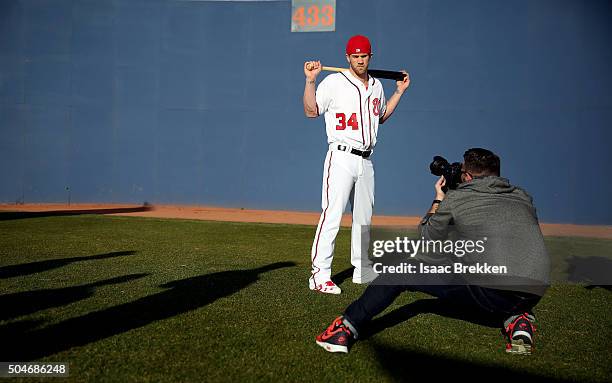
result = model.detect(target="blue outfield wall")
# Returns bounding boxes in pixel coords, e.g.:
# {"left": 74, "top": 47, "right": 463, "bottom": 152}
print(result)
{"left": 0, "top": 0, "right": 611, "bottom": 224}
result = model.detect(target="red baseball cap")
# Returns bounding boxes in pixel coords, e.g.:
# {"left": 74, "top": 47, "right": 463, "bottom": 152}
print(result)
{"left": 346, "top": 35, "right": 371, "bottom": 55}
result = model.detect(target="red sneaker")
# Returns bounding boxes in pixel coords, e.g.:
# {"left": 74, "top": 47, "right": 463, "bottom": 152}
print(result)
{"left": 316, "top": 317, "right": 353, "bottom": 353}
{"left": 504, "top": 313, "right": 535, "bottom": 355}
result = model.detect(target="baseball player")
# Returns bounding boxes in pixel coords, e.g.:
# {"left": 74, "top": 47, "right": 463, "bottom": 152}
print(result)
{"left": 304, "top": 35, "right": 410, "bottom": 294}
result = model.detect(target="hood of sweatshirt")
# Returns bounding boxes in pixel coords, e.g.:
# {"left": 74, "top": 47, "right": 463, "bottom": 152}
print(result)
{"left": 456, "top": 176, "right": 517, "bottom": 195}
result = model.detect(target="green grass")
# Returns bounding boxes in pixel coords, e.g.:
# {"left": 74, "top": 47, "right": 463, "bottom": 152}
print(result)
{"left": 0, "top": 214, "right": 611, "bottom": 382}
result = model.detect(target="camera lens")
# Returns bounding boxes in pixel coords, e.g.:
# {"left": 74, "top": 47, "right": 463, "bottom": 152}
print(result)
{"left": 430, "top": 156, "right": 449, "bottom": 176}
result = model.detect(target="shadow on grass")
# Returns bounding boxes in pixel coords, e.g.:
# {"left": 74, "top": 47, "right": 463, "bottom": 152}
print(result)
{"left": 0, "top": 205, "right": 153, "bottom": 221}
{"left": 0, "top": 273, "right": 149, "bottom": 321}
{"left": 0, "top": 251, "right": 137, "bottom": 279}
{"left": 566, "top": 256, "right": 612, "bottom": 286}
{"left": 0, "top": 262, "right": 296, "bottom": 361}
{"left": 0, "top": 319, "right": 46, "bottom": 335}
{"left": 362, "top": 298, "right": 502, "bottom": 341}
{"left": 585, "top": 285, "right": 611, "bottom": 291}
{"left": 332, "top": 267, "right": 354, "bottom": 286}
{"left": 368, "top": 341, "right": 575, "bottom": 383}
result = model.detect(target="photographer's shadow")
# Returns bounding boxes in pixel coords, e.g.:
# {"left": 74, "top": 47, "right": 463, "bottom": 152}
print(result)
{"left": 362, "top": 297, "right": 502, "bottom": 340}
{"left": 1, "top": 261, "right": 296, "bottom": 361}
{"left": 368, "top": 340, "right": 574, "bottom": 382}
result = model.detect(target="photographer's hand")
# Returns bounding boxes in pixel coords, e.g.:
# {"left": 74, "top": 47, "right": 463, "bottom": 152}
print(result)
{"left": 435, "top": 176, "right": 446, "bottom": 201}
{"left": 427, "top": 176, "right": 446, "bottom": 215}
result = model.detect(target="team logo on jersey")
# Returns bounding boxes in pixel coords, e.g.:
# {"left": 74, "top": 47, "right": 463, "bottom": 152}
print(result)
{"left": 372, "top": 98, "right": 381, "bottom": 116}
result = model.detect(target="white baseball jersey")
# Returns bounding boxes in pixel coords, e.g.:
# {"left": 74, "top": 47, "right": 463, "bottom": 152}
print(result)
{"left": 316, "top": 71, "right": 387, "bottom": 150}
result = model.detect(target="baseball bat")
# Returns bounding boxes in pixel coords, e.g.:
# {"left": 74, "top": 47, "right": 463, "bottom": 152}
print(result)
{"left": 321, "top": 66, "right": 406, "bottom": 81}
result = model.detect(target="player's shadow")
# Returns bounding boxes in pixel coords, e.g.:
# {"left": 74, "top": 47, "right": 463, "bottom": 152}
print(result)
{"left": 368, "top": 341, "right": 576, "bottom": 383}
{"left": 0, "top": 205, "right": 153, "bottom": 221}
{"left": 566, "top": 256, "right": 612, "bottom": 289}
{"left": 0, "top": 319, "right": 46, "bottom": 335}
{"left": 361, "top": 298, "right": 502, "bottom": 340}
{"left": 0, "top": 273, "right": 149, "bottom": 321}
{"left": 0, "top": 250, "right": 137, "bottom": 279}
{"left": 1, "top": 261, "right": 296, "bottom": 361}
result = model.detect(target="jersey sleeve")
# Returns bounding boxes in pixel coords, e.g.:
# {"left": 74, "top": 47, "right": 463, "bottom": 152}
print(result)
{"left": 315, "top": 76, "right": 332, "bottom": 115}
{"left": 379, "top": 88, "right": 387, "bottom": 119}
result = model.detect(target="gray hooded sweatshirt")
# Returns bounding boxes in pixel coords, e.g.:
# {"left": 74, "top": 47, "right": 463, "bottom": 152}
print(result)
{"left": 419, "top": 176, "right": 550, "bottom": 296}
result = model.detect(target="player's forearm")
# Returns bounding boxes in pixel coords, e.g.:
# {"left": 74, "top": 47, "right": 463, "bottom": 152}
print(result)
{"left": 304, "top": 80, "right": 318, "bottom": 117}
{"left": 379, "top": 89, "right": 404, "bottom": 124}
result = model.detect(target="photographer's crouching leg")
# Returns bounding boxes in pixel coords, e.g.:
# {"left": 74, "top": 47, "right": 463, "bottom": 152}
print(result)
{"left": 315, "top": 284, "right": 406, "bottom": 353}
{"left": 496, "top": 291, "right": 541, "bottom": 355}
{"left": 473, "top": 287, "right": 541, "bottom": 355}
{"left": 504, "top": 312, "right": 537, "bottom": 355}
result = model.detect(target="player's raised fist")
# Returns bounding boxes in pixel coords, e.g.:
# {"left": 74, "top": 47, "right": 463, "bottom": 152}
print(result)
{"left": 396, "top": 70, "right": 410, "bottom": 94}
{"left": 304, "top": 60, "right": 322, "bottom": 81}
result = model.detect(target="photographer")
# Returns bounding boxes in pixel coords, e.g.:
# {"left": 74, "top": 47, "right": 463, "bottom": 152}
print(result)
{"left": 314, "top": 148, "right": 549, "bottom": 355}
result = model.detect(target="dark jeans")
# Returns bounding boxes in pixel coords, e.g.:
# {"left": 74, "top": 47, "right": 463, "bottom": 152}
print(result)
{"left": 343, "top": 282, "right": 541, "bottom": 336}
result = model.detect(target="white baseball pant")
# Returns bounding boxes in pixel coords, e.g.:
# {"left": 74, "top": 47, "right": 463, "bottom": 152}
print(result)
{"left": 310, "top": 146, "right": 377, "bottom": 286}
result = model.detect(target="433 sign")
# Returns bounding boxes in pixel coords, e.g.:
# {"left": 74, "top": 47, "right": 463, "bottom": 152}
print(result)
{"left": 291, "top": 0, "right": 336, "bottom": 32}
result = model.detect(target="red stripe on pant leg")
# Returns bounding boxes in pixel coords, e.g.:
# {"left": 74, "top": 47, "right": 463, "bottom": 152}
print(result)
{"left": 312, "top": 151, "right": 334, "bottom": 286}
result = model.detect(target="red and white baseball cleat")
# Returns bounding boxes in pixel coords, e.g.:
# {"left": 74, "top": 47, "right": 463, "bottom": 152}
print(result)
{"left": 309, "top": 277, "right": 341, "bottom": 294}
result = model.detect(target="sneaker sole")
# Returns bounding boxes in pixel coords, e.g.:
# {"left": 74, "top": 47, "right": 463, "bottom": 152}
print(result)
{"left": 316, "top": 340, "right": 348, "bottom": 353}
{"left": 506, "top": 339, "right": 532, "bottom": 355}
{"left": 311, "top": 288, "right": 341, "bottom": 295}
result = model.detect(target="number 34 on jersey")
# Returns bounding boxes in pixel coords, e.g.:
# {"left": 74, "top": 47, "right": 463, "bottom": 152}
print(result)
{"left": 335, "top": 98, "right": 382, "bottom": 131}
{"left": 335, "top": 113, "right": 358, "bottom": 130}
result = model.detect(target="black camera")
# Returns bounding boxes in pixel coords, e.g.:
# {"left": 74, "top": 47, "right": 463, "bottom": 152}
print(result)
{"left": 429, "top": 156, "right": 462, "bottom": 191}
